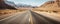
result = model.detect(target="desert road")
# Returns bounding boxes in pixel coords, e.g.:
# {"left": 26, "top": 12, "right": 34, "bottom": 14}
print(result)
{"left": 0, "top": 10, "right": 60, "bottom": 24}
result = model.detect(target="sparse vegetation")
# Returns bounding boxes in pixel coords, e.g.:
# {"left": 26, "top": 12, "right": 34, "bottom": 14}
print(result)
{"left": 0, "top": 9, "right": 27, "bottom": 16}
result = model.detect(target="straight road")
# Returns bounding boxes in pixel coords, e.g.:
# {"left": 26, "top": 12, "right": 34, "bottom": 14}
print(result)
{"left": 0, "top": 10, "right": 60, "bottom": 24}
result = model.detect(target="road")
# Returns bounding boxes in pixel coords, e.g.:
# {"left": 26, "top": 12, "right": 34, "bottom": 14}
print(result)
{"left": 31, "top": 11, "right": 60, "bottom": 24}
{"left": 0, "top": 10, "right": 60, "bottom": 24}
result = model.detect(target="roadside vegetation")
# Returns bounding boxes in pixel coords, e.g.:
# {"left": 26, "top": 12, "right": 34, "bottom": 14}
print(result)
{"left": 0, "top": 9, "right": 27, "bottom": 16}
{"left": 32, "top": 8, "right": 60, "bottom": 14}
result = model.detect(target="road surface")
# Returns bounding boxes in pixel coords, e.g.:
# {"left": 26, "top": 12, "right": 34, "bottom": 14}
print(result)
{"left": 0, "top": 10, "right": 60, "bottom": 24}
{"left": 31, "top": 11, "right": 60, "bottom": 24}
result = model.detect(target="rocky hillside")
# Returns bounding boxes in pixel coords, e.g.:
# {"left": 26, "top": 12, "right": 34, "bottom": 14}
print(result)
{"left": 39, "top": 0, "right": 60, "bottom": 8}
{"left": 32, "top": 0, "right": 60, "bottom": 14}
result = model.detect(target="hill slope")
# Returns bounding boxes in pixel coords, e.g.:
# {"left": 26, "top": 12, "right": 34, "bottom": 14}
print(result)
{"left": 33, "top": 0, "right": 60, "bottom": 13}
{"left": 0, "top": 0, "right": 16, "bottom": 10}
{"left": 39, "top": 0, "right": 60, "bottom": 8}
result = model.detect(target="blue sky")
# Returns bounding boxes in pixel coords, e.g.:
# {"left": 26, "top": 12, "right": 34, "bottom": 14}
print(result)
{"left": 7, "top": 0, "right": 49, "bottom": 6}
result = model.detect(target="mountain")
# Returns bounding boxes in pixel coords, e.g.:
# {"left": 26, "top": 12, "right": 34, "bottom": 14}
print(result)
{"left": 16, "top": 3, "right": 32, "bottom": 8}
{"left": 15, "top": 3, "right": 38, "bottom": 8}
{"left": 39, "top": 0, "right": 60, "bottom": 8}
{"left": 35, "top": 0, "right": 60, "bottom": 12}
{"left": 0, "top": 0, "right": 16, "bottom": 9}
{"left": 39, "top": 1, "right": 55, "bottom": 8}
{"left": 5, "top": 1, "right": 16, "bottom": 7}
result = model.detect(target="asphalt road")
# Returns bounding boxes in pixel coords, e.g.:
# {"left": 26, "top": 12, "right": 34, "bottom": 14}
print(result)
{"left": 31, "top": 11, "right": 60, "bottom": 24}
{"left": 0, "top": 10, "right": 60, "bottom": 24}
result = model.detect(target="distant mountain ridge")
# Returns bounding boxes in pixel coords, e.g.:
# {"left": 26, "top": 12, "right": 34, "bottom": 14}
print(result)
{"left": 0, "top": 0, "right": 38, "bottom": 9}
{"left": 5, "top": 1, "right": 16, "bottom": 7}
{"left": 0, "top": 0, "right": 17, "bottom": 9}
{"left": 5, "top": 1, "right": 37, "bottom": 8}
{"left": 15, "top": 3, "right": 38, "bottom": 8}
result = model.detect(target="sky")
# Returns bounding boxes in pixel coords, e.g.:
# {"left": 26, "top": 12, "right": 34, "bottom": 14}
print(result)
{"left": 7, "top": 0, "right": 49, "bottom": 6}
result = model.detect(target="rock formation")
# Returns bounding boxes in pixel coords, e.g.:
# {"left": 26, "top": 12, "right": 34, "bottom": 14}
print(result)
{"left": 39, "top": 0, "right": 60, "bottom": 8}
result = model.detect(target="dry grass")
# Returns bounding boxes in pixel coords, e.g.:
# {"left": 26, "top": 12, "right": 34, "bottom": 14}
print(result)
{"left": 32, "top": 8, "right": 60, "bottom": 14}
{"left": 0, "top": 9, "right": 27, "bottom": 16}
{"left": 0, "top": 9, "right": 18, "bottom": 19}
{"left": 0, "top": 9, "right": 27, "bottom": 15}
{"left": 0, "top": 8, "right": 28, "bottom": 15}
{"left": 0, "top": 10, "right": 16, "bottom": 15}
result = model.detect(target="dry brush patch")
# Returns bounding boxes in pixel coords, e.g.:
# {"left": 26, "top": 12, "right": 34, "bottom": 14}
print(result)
{"left": 32, "top": 8, "right": 60, "bottom": 14}
{"left": 0, "top": 10, "right": 19, "bottom": 15}
{"left": 0, "top": 9, "right": 27, "bottom": 15}
{"left": 0, "top": 10, "right": 18, "bottom": 19}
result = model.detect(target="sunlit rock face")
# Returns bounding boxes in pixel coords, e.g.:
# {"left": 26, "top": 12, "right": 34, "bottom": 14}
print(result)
{"left": 0, "top": 0, "right": 16, "bottom": 10}
{"left": 39, "top": 0, "right": 60, "bottom": 8}
{"left": 55, "top": 0, "right": 60, "bottom": 7}
{"left": 39, "top": 1, "right": 56, "bottom": 8}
